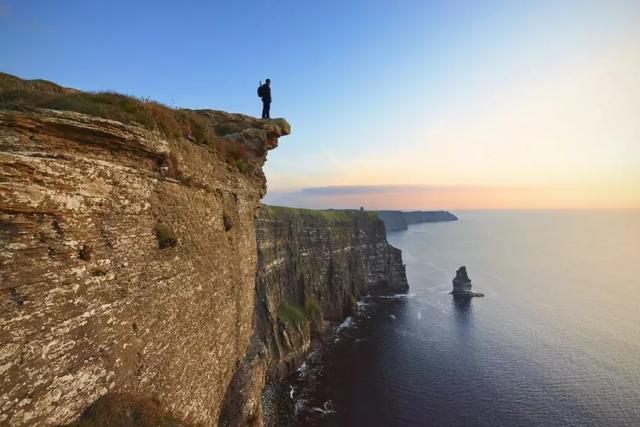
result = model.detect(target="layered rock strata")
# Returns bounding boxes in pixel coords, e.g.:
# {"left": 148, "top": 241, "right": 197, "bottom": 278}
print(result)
{"left": 0, "top": 107, "right": 289, "bottom": 426}
{"left": 219, "top": 206, "right": 409, "bottom": 426}
{"left": 1, "top": 74, "right": 408, "bottom": 427}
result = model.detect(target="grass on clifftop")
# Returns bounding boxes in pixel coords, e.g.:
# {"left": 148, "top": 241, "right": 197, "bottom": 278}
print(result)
{"left": 0, "top": 72, "right": 250, "bottom": 167}
{"left": 263, "top": 205, "right": 378, "bottom": 223}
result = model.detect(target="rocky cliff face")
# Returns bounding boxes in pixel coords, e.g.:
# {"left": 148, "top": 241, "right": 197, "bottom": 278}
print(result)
{"left": 0, "top": 106, "right": 289, "bottom": 425}
{"left": 375, "top": 210, "right": 458, "bottom": 231}
{"left": 219, "top": 206, "right": 408, "bottom": 426}
{"left": 403, "top": 210, "right": 458, "bottom": 225}
{"left": 0, "top": 74, "right": 408, "bottom": 427}
{"left": 451, "top": 266, "right": 484, "bottom": 298}
{"left": 374, "top": 210, "right": 408, "bottom": 231}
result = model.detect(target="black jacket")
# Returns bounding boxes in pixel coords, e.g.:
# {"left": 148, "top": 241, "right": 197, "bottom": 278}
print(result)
{"left": 262, "top": 85, "right": 272, "bottom": 103}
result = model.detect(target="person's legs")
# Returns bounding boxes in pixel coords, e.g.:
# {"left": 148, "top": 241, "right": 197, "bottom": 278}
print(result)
{"left": 265, "top": 102, "right": 271, "bottom": 119}
{"left": 261, "top": 102, "right": 267, "bottom": 119}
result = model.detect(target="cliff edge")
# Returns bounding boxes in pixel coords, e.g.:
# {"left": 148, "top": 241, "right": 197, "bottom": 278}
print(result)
{"left": 0, "top": 74, "right": 408, "bottom": 427}
{"left": 0, "top": 73, "right": 289, "bottom": 425}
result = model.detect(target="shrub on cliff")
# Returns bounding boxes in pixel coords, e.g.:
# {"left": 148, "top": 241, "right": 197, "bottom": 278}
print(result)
{"left": 304, "top": 298, "right": 323, "bottom": 321}
{"left": 224, "top": 143, "right": 249, "bottom": 172}
{"left": 304, "top": 298, "right": 324, "bottom": 332}
{"left": 276, "top": 301, "right": 307, "bottom": 326}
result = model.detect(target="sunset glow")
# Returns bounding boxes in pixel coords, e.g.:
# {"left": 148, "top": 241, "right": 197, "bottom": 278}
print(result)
{"left": 3, "top": 0, "right": 639, "bottom": 209}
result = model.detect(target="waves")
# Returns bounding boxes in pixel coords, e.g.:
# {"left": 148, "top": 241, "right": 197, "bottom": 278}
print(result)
{"left": 287, "top": 211, "right": 640, "bottom": 426}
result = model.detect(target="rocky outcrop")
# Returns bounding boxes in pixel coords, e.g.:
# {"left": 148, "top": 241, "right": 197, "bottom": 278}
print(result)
{"left": 403, "top": 210, "right": 457, "bottom": 224}
{"left": 219, "top": 206, "right": 408, "bottom": 426}
{"left": 451, "top": 266, "right": 484, "bottom": 298}
{"left": 0, "top": 105, "right": 289, "bottom": 425}
{"left": 374, "top": 210, "right": 408, "bottom": 231}
{"left": 375, "top": 210, "right": 458, "bottom": 231}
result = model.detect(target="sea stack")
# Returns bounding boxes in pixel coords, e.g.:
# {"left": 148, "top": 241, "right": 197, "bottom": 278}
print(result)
{"left": 451, "top": 266, "right": 484, "bottom": 298}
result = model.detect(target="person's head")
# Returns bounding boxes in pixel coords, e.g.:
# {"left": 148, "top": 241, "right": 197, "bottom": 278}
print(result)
{"left": 265, "top": 78, "right": 271, "bottom": 86}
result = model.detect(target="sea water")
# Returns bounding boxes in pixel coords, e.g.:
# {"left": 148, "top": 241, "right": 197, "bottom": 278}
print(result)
{"left": 292, "top": 210, "right": 640, "bottom": 426}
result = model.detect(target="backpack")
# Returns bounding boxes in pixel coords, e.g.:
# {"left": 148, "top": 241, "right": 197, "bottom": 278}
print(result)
{"left": 257, "top": 84, "right": 265, "bottom": 98}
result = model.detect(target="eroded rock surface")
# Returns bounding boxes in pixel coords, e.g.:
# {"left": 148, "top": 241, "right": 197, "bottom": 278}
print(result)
{"left": 0, "top": 108, "right": 289, "bottom": 426}
{"left": 219, "top": 206, "right": 408, "bottom": 426}
{"left": 451, "top": 266, "right": 484, "bottom": 298}
{"left": 0, "top": 74, "right": 408, "bottom": 427}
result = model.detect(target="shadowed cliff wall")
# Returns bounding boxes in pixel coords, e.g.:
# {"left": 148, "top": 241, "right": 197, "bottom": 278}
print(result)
{"left": 219, "top": 206, "right": 408, "bottom": 426}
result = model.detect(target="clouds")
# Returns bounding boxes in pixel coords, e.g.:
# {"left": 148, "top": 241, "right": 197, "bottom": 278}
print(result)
{"left": 300, "top": 185, "right": 447, "bottom": 195}
{"left": 265, "top": 181, "right": 640, "bottom": 210}
{"left": 265, "top": 184, "right": 526, "bottom": 210}
{"left": 265, "top": 24, "right": 640, "bottom": 209}
{"left": 2, "top": 0, "right": 637, "bottom": 209}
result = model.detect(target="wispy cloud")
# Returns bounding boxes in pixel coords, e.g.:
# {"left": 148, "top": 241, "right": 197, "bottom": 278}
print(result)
{"left": 266, "top": 27, "right": 640, "bottom": 210}
{"left": 265, "top": 183, "right": 639, "bottom": 210}
{"left": 266, "top": 184, "right": 531, "bottom": 210}
{"left": 299, "top": 184, "right": 514, "bottom": 195}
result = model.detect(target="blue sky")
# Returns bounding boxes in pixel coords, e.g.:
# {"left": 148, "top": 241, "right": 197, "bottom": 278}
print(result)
{"left": 2, "top": 1, "right": 639, "bottom": 208}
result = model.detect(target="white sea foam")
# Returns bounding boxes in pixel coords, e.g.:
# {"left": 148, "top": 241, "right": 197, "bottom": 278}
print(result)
{"left": 376, "top": 293, "right": 415, "bottom": 299}
{"left": 337, "top": 316, "right": 354, "bottom": 332}
{"left": 310, "top": 400, "right": 336, "bottom": 416}
{"left": 297, "top": 361, "right": 308, "bottom": 375}
{"left": 357, "top": 299, "right": 373, "bottom": 309}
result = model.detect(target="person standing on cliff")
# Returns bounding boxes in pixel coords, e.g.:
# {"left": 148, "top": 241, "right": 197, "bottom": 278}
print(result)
{"left": 258, "top": 79, "right": 272, "bottom": 119}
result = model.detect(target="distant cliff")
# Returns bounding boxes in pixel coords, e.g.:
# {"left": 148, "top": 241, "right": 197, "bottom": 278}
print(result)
{"left": 374, "top": 210, "right": 408, "bottom": 231}
{"left": 219, "top": 206, "right": 408, "bottom": 426}
{"left": 375, "top": 210, "right": 458, "bottom": 231}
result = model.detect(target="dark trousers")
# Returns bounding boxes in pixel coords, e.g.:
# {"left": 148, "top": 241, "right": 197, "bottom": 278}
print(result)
{"left": 262, "top": 101, "right": 271, "bottom": 119}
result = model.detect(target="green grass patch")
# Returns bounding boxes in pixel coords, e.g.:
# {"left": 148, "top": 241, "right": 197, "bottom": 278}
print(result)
{"left": 233, "top": 158, "right": 248, "bottom": 173}
{"left": 304, "top": 298, "right": 323, "bottom": 320}
{"left": 277, "top": 301, "right": 307, "bottom": 325}
{"left": 262, "top": 205, "right": 374, "bottom": 224}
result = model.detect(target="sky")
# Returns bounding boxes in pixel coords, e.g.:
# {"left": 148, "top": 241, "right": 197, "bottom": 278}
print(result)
{"left": 2, "top": 0, "right": 639, "bottom": 209}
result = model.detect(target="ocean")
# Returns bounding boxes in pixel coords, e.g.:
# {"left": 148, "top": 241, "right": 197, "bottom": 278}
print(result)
{"left": 289, "top": 210, "right": 640, "bottom": 426}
